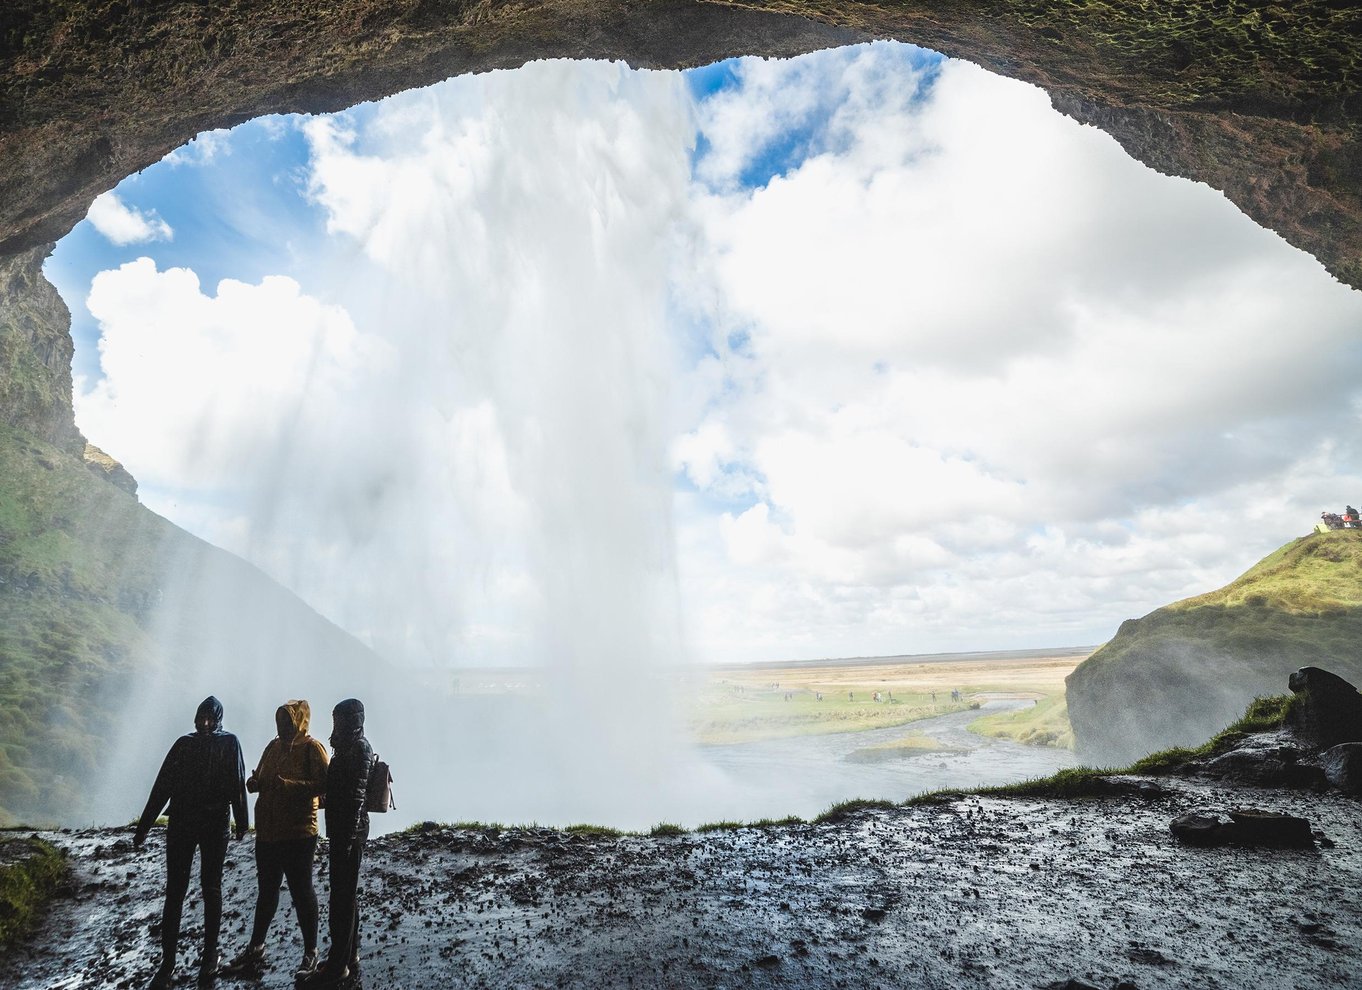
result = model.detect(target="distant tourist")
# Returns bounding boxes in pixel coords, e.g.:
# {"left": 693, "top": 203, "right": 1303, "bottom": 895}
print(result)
{"left": 134, "top": 696, "right": 248, "bottom": 990}
{"left": 848, "top": 691, "right": 854, "bottom": 701}
{"left": 222, "top": 701, "right": 329, "bottom": 980}
{"left": 302, "top": 699, "right": 376, "bottom": 988}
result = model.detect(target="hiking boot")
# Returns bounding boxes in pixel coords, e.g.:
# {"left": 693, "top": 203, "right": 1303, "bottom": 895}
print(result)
{"left": 148, "top": 961, "right": 175, "bottom": 990}
{"left": 221, "top": 944, "right": 267, "bottom": 976}
{"left": 299, "top": 961, "right": 351, "bottom": 988}
{"left": 198, "top": 950, "right": 222, "bottom": 987}
{"left": 294, "top": 950, "right": 319, "bottom": 979}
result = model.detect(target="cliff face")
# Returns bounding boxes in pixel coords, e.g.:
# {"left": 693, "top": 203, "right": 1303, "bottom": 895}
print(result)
{"left": 1066, "top": 531, "right": 1362, "bottom": 767}
{"left": 0, "top": 248, "right": 82, "bottom": 453}
{"left": 0, "top": 249, "right": 387, "bottom": 825}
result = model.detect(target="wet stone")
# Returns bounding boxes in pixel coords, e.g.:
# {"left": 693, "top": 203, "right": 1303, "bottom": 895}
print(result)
{"left": 1320, "top": 742, "right": 1362, "bottom": 796}
{"left": 1226, "top": 809, "right": 1314, "bottom": 848}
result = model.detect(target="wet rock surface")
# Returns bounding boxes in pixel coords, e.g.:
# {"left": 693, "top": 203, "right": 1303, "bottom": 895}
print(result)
{"left": 1321, "top": 743, "right": 1362, "bottom": 797}
{"left": 5, "top": 776, "right": 1359, "bottom": 990}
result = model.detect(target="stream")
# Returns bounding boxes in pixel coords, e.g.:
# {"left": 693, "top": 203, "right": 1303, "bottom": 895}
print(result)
{"left": 696, "top": 698, "right": 1076, "bottom": 821}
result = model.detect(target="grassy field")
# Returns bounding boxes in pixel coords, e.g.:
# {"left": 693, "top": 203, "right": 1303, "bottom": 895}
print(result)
{"left": 687, "top": 651, "right": 1089, "bottom": 746}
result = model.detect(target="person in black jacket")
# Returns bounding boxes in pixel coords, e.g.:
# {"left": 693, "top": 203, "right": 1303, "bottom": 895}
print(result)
{"left": 135, "top": 696, "right": 248, "bottom": 989}
{"left": 303, "top": 698, "right": 374, "bottom": 988}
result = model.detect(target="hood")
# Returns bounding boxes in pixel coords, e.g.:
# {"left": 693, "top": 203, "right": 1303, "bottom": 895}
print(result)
{"left": 330, "top": 698, "right": 365, "bottom": 748}
{"left": 195, "top": 696, "right": 223, "bottom": 734}
{"left": 276, "top": 699, "right": 310, "bottom": 741}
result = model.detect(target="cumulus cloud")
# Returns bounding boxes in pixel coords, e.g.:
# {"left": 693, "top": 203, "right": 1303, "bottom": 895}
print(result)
{"left": 85, "top": 192, "right": 174, "bottom": 245}
{"left": 671, "top": 45, "right": 1362, "bottom": 659}
{"left": 73, "top": 44, "right": 1362, "bottom": 672}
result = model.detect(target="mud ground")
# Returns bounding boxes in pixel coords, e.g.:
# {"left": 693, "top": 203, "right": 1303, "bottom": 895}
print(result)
{"left": 4, "top": 777, "right": 1359, "bottom": 990}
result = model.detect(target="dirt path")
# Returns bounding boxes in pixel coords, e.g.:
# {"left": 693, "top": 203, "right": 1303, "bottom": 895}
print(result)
{"left": 5, "top": 776, "right": 1359, "bottom": 990}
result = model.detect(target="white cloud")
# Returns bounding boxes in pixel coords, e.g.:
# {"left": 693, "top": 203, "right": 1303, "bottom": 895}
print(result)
{"left": 72, "top": 45, "right": 1362, "bottom": 672}
{"left": 85, "top": 192, "right": 174, "bottom": 245}
{"left": 672, "top": 46, "right": 1362, "bottom": 660}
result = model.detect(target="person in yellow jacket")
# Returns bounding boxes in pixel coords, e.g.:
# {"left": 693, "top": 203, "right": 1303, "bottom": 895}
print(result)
{"left": 221, "top": 700, "right": 329, "bottom": 979}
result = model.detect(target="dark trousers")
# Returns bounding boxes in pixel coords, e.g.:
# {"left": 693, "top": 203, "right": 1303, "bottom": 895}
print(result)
{"left": 326, "top": 831, "right": 366, "bottom": 970}
{"left": 163, "top": 825, "right": 229, "bottom": 963}
{"left": 250, "top": 835, "right": 319, "bottom": 952}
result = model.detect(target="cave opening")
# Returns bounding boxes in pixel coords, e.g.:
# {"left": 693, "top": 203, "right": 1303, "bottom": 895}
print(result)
{"left": 25, "top": 41, "right": 1362, "bottom": 829}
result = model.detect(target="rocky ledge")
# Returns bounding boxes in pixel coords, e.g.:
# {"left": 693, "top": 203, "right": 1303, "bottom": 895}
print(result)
{"left": 3, "top": 669, "right": 1359, "bottom": 990}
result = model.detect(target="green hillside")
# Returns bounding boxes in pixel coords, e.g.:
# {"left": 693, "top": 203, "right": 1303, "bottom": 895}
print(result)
{"left": 1066, "top": 530, "right": 1362, "bottom": 765}
{"left": 0, "top": 423, "right": 166, "bottom": 821}
{"left": 0, "top": 420, "right": 390, "bottom": 824}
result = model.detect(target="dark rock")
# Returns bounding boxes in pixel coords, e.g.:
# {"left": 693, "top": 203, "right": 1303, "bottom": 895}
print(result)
{"left": 1287, "top": 667, "right": 1362, "bottom": 749}
{"left": 1201, "top": 745, "right": 1328, "bottom": 789}
{"left": 1171, "top": 809, "right": 1315, "bottom": 849}
{"left": 1226, "top": 809, "right": 1315, "bottom": 849}
{"left": 1170, "top": 813, "right": 1230, "bottom": 846}
{"left": 1320, "top": 742, "right": 1362, "bottom": 795}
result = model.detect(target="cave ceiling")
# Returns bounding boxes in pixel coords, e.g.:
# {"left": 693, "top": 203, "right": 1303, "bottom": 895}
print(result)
{"left": 1, "top": 0, "right": 1359, "bottom": 287}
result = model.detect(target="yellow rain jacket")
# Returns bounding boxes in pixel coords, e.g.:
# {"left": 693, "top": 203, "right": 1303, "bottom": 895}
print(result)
{"left": 247, "top": 700, "right": 329, "bottom": 842}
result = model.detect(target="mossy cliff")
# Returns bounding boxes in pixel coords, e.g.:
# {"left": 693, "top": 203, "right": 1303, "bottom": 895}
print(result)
{"left": 1067, "top": 530, "right": 1362, "bottom": 766}
{"left": 0, "top": 249, "right": 385, "bottom": 826}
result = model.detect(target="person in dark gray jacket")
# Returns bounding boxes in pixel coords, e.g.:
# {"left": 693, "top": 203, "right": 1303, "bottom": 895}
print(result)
{"left": 135, "top": 696, "right": 248, "bottom": 989}
{"left": 303, "top": 698, "right": 374, "bottom": 988}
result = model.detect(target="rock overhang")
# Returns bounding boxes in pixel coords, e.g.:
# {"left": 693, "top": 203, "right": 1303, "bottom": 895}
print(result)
{"left": 1, "top": 0, "right": 1359, "bottom": 288}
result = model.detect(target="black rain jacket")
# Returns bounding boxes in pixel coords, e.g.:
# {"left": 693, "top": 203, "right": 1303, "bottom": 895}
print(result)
{"left": 325, "top": 698, "right": 373, "bottom": 844}
{"left": 136, "top": 696, "right": 248, "bottom": 839}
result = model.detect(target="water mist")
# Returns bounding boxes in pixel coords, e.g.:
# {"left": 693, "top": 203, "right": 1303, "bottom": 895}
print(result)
{"left": 91, "top": 61, "right": 724, "bottom": 830}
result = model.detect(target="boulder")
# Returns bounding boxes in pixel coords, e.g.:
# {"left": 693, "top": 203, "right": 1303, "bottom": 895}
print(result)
{"left": 1226, "top": 809, "right": 1315, "bottom": 849}
{"left": 1169, "top": 809, "right": 1315, "bottom": 849}
{"left": 1169, "top": 813, "right": 1230, "bottom": 846}
{"left": 1320, "top": 742, "right": 1362, "bottom": 796}
{"left": 1200, "top": 738, "right": 1328, "bottom": 789}
{"left": 1287, "top": 667, "right": 1362, "bottom": 749}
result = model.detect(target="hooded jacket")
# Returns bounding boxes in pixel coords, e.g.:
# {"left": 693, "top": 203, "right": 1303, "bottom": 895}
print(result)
{"left": 136, "top": 696, "right": 248, "bottom": 839}
{"left": 324, "top": 698, "right": 373, "bottom": 844}
{"left": 248, "top": 700, "right": 329, "bottom": 842}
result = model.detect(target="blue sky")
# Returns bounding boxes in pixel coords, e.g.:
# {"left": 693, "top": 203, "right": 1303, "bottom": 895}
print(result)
{"left": 50, "top": 44, "right": 1362, "bottom": 666}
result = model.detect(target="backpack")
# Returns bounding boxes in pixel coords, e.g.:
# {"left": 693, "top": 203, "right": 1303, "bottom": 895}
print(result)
{"left": 366, "top": 755, "right": 395, "bottom": 813}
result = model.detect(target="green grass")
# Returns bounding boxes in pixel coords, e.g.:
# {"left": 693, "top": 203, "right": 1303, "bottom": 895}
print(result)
{"left": 813, "top": 798, "right": 897, "bottom": 824}
{"left": 649, "top": 822, "right": 685, "bottom": 837}
{"left": 694, "top": 820, "right": 744, "bottom": 833}
{"left": 922, "top": 693, "right": 1298, "bottom": 801}
{"left": 692, "top": 687, "right": 973, "bottom": 745}
{"left": 0, "top": 423, "right": 169, "bottom": 822}
{"left": 562, "top": 824, "right": 624, "bottom": 840}
{"left": 969, "top": 694, "right": 1074, "bottom": 750}
{"left": 1126, "top": 694, "right": 1296, "bottom": 774}
{"left": 846, "top": 730, "right": 967, "bottom": 763}
{"left": 0, "top": 836, "right": 67, "bottom": 946}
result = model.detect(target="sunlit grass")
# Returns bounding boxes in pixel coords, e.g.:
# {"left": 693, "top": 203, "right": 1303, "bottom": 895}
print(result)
{"left": 969, "top": 693, "right": 1074, "bottom": 750}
